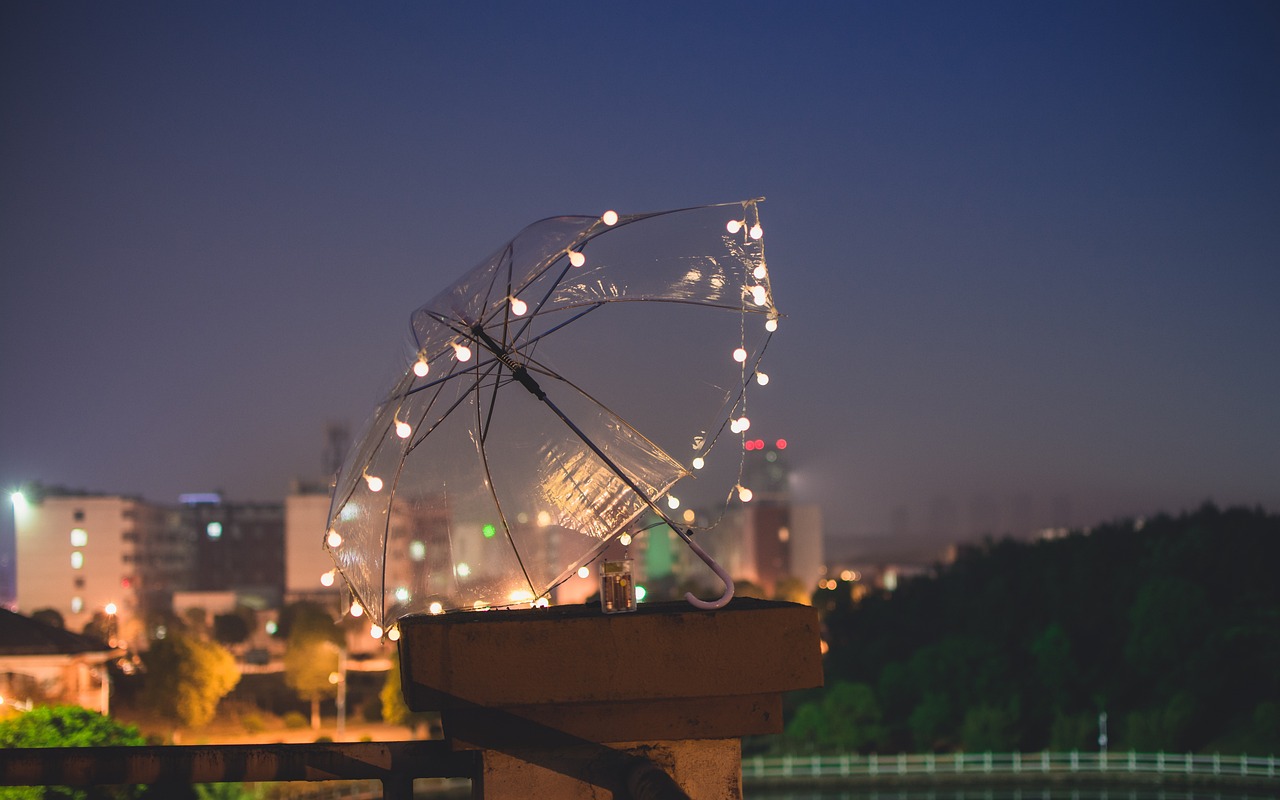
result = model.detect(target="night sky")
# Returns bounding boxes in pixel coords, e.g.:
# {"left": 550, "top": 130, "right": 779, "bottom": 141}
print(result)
{"left": 3, "top": 2, "right": 1278, "bottom": 564}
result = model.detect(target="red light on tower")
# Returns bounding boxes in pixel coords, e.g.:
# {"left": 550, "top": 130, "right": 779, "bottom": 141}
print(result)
{"left": 775, "top": 439, "right": 787, "bottom": 450}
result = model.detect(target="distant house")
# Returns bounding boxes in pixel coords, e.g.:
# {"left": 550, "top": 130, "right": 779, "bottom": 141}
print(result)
{"left": 0, "top": 608, "right": 121, "bottom": 715}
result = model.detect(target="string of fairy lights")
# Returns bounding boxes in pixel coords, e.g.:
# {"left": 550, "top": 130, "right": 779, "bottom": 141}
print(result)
{"left": 325, "top": 201, "right": 778, "bottom": 638}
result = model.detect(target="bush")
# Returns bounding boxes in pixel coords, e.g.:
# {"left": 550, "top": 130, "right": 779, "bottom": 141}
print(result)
{"left": 282, "top": 711, "right": 307, "bottom": 730}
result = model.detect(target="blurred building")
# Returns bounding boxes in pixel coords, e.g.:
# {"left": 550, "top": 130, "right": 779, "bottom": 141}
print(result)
{"left": 284, "top": 481, "right": 337, "bottom": 606}
{"left": 11, "top": 485, "right": 189, "bottom": 647}
{"left": 625, "top": 436, "right": 825, "bottom": 599}
{"left": 181, "top": 493, "right": 284, "bottom": 608}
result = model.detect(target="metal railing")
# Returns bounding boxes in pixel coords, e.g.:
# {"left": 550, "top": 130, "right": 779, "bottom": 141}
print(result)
{"left": 0, "top": 741, "right": 477, "bottom": 800}
{"left": 743, "top": 751, "right": 1280, "bottom": 783}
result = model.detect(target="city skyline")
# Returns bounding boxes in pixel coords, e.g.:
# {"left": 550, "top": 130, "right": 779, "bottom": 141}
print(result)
{"left": 3, "top": 3, "right": 1278, "bottom": 560}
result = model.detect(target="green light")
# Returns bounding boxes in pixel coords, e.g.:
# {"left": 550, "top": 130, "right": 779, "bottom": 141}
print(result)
{"left": 482, "top": 524, "right": 496, "bottom": 539}
{"left": 635, "top": 585, "right": 647, "bottom": 602}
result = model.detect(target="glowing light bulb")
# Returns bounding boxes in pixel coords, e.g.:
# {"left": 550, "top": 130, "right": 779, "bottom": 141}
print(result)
{"left": 429, "top": 601, "right": 444, "bottom": 615}
{"left": 327, "top": 529, "right": 343, "bottom": 548}
{"left": 349, "top": 601, "right": 364, "bottom": 618}
{"left": 602, "top": 210, "right": 619, "bottom": 226}
{"left": 753, "top": 264, "right": 768, "bottom": 280}
{"left": 534, "top": 597, "right": 550, "bottom": 608}
{"left": 750, "top": 285, "right": 768, "bottom": 306}
{"left": 387, "top": 626, "right": 401, "bottom": 641}
{"left": 737, "top": 415, "right": 750, "bottom": 432}
{"left": 738, "top": 486, "right": 754, "bottom": 503}
{"left": 395, "top": 419, "right": 412, "bottom": 439}
{"left": 510, "top": 297, "right": 527, "bottom": 316}
{"left": 750, "top": 223, "right": 763, "bottom": 240}
{"left": 105, "top": 603, "right": 117, "bottom": 616}
{"left": 577, "top": 566, "right": 591, "bottom": 579}
{"left": 413, "top": 358, "right": 429, "bottom": 377}
{"left": 726, "top": 219, "right": 743, "bottom": 234}
{"left": 667, "top": 495, "right": 680, "bottom": 509}
{"left": 756, "top": 371, "right": 769, "bottom": 386}
{"left": 320, "top": 569, "right": 336, "bottom": 587}
{"left": 451, "top": 342, "right": 472, "bottom": 362}
{"left": 765, "top": 317, "right": 778, "bottom": 332}
{"left": 682, "top": 508, "right": 695, "bottom": 523}
{"left": 732, "top": 347, "right": 747, "bottom": 363}
{"left": 364, "top": 473, "right": 383, "bottom": 492}
{"left": 692, "top": 457, "right": 705, "bottom": 470}
{"left": 730, "top": 418, "right": 744, "bottom": 434}
{"left": 369, "top": 624, "right": 383, "bottom": 639}
{"left": 619, "top": 532, "right": 632, "bottom": 546}
{"left": 568, "top": 250, "right": 585, "bottom": 267}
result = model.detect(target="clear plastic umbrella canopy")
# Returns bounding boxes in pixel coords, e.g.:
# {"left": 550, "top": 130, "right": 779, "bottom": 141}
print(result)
{"left": 325, "top": 200, "right": 778, "bottom": 631}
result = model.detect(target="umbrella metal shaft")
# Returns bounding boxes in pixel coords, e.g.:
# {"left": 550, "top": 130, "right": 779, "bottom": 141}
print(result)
{"left": 469, "top": 324, "right": 733, "bottom": 609}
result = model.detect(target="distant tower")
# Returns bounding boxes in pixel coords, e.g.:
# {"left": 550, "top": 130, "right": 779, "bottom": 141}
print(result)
{"left": 322, "top": 422, "right": 350, "bottom": 483}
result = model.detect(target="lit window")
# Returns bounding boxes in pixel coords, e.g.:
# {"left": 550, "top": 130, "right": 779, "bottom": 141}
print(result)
{"left": 70, "top": 551, "right": 84, "bottom": 569}
{"left": 70, "top": 528, "right": 88, "bottom": 547}
{"left": 71, "top": 597, "right": 83, "bottom": 613}
{"left": 207, "top": 521, "right": 222, "bottom": 539}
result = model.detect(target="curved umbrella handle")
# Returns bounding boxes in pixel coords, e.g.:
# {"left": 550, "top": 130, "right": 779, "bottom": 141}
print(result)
{"left": 680, "top": 536, "right": 735, "bottom": 610}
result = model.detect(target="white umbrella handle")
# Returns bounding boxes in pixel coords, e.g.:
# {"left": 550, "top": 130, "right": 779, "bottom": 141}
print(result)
{"left": 675, "top": 529, "right": 735, "bottom": 610}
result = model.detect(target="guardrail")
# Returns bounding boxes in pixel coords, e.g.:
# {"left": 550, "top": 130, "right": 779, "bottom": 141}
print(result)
{"left": 743, "top": 751, "right": 1279, "bottom": 783}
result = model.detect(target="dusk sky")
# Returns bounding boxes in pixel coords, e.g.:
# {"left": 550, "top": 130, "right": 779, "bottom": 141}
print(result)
{"left": 3, "top": 2, "right": 1278, "bottom": 560}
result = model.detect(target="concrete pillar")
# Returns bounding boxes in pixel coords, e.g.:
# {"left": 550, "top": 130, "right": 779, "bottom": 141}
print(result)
{"left": 399, "top": 597, "right": 823, "bottom": 800}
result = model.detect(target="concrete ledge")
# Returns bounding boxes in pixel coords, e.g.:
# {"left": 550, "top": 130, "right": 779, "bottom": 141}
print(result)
{"left": 399, "top": 597, "right": 822, "bottom": 743}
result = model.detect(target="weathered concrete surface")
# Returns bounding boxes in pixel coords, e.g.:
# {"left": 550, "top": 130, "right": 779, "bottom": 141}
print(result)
{"left": 478, "top": 739, "right": 741, "bottom": 800}
{"left": 398, "top": 597, "right": 824, "bottom": 799}
{"left": 399, "top": 597, "right": 823, "bottom": 742}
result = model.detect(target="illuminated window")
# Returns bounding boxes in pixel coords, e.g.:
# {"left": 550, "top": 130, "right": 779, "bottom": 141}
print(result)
{"left": 70, "top": 551, "right": 84, "bottom": 569}
{"left": 207, "top": 521, "right": 222, "bottom": 539}
{"left": 71, "top": 597, "right": 83, "bottom": 613}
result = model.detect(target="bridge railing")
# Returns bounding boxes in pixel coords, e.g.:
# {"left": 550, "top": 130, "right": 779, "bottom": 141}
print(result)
{"left": 743, "top": 751, "right": 1279, "bottom": 782}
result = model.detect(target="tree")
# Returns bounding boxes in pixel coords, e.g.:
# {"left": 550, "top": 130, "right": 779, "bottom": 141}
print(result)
{"left": 772, "top": 576, "right": 812, "bottom": 605}
{"left": 380, "top": 657, "right": 435, "bottom": 737}
{"left": 785, "top": 682, "right": 885, "bottom": 752}
{"left": 31, "top": 608, "right": 65, "bottom": 629}
{"left": 281, "top": 603, "right": 343, "bottom": 730}
{"left": 141, "top": 631, "right": 240, "bottom": 731}
{"left": 0, "top": 705, "right": 145, "bottom": 799}
{"left": 960, "top": 702, "right": 1018, "bottom": 751}
{"left": 212, "top": 610, "right": 251, "bottom": 647}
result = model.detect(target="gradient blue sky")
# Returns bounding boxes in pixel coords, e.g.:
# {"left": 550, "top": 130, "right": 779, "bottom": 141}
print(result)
{"left": 2, "top": 1, "right": 1278, "bottom": 560}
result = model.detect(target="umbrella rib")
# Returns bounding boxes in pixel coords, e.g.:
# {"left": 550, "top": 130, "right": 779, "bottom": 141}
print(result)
{"left": 404, "top": 359, "right": 503, "bottom": 455}
{"left": 519, "top": 355, "right": 687, "bottom": 476}
{"left": 469, "top": 323, "right": 688, "bottom": 545}
{"left": 467, "top": 350, "right": 537, "bottom": 596}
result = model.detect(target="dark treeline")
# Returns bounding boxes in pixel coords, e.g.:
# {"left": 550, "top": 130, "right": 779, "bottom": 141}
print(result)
{"left": 785, "top": 504, "right": 1280, "bottom": 755}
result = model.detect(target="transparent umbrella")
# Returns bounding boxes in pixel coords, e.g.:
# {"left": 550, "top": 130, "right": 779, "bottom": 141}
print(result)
{"left": 325, "top": 199, "right": 779, "bottom": 632}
